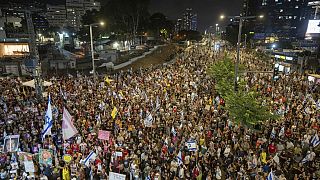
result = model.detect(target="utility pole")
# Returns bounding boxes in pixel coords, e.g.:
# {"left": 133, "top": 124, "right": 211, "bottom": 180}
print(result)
{"left": 235, "top": 18, "right": 243, "bottom": 92}
{"left": 25, "top": 10, "right": 43, "bottom": 100}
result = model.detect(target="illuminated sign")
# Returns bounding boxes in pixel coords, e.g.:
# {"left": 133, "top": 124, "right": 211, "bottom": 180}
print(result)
{"left": 306, "top": 20, "right": 320, "bottom": 34}
{"left": 0, "top": 43, "right": 29, "bottom": 57}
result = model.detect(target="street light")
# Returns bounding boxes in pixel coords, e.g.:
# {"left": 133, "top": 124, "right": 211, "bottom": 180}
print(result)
{"left": 220, "top": 14, "right": 264, "bottom": 92}
{"left": 85, "top": 21, "right": 105, "bottom": 82}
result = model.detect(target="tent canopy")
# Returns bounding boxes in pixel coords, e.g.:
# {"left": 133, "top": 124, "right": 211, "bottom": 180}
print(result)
{"left": 22, "top": 79, "right": 53, "bottom": 88}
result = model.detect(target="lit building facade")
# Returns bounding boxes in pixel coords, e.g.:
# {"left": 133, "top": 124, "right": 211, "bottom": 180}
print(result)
{"left": 46, "top": 0, "right": 100, "bottom": 30}
{"left": 182, "top": 8, "right": 197, "bottom": 31}
{"left": 243, "top": 0, "right": 308, "bottom": 41}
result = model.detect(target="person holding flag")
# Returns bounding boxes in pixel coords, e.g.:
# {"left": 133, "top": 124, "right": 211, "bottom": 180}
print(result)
{"left": 267, "top": 170, "right": 275, "bottom": 180}
{"left": 270, "top": 127, "right": 276, "bottom": 139}
{"left": 42, "top": 95, "right": 53, "bottom": 141}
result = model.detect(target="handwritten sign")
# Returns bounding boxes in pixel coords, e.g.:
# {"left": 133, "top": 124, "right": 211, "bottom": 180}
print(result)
{"left": 109, "top": 172, "right": 126, "bottom": 180}
{"left": 98, "top": 130, "right": 110, "bottom": 140}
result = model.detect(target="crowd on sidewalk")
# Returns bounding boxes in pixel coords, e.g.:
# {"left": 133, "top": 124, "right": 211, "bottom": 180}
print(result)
{"left": 0, "top": 46, "right": 319, "bottom": 180}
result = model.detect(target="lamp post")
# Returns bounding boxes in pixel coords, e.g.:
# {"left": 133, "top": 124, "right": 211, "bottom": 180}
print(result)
{"left": 220, "top": 14, "right": 264, "bottom": 92}
{"left": 85, "top": 22, "right": 104, "bottom": 82}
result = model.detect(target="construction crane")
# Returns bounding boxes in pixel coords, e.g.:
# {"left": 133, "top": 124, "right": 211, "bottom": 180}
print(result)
{"left": 24, "top": 9, "right": 43, "bottom": 101}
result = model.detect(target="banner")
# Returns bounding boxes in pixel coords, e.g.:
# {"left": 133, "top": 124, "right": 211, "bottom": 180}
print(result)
{"left": 39, "top": 149, "right": 53, "bottom": 166}
{"left": 3, "top": 135, "right": 20, "bottom": 152}
{"left": 98, "top": 130, "right": 110, "bottom": 140}
{"left": 109, "top": 172, "right": 126, "bottom": 180}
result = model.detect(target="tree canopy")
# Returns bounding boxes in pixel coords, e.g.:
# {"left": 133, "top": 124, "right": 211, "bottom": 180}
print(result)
{"left": 208, "top": 56, "right": 278, "bottom": 128}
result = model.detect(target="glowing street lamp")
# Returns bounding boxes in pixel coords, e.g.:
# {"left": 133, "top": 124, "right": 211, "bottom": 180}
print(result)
{"left": 85, "top": 21, "right": 105, "bottom": 82}
{"left": 220, "top": 14, "right": 264, "bottom": 92}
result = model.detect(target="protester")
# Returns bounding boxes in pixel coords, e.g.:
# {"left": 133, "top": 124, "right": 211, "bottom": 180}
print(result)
{"left": 0, "top": 45, "right": 319, "bottom": 180}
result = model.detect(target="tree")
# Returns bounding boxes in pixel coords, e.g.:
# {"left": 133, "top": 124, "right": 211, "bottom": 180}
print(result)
{"left": 78, "top": 10, "right": 105, "bottom": 41}
{"left": 208, "top": 57, "right": 278, "bottom": 128}
{"left": 148, "top": 13, "right": 174, "bottom": 38}
{"left": 101, "top": 0, "right": 150, "bottom": 41}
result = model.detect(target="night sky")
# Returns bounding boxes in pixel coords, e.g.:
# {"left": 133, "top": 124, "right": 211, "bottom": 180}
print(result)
{"left": 149, "top": 0, "right": 244, "bottom": 32}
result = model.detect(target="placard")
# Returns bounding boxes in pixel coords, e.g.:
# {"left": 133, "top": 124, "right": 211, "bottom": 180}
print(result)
{"left": 98, "top": 130, "right": 110, "bottom": 140}
{"left": 39, "top": 149, "right": 53, "bottom": 166}
{"left": 63, "top": 154, "right": 72, "bottom": 163}
{"left": 4, "top": 135, "right": 20, "bottom": 152}
{"left": 24, "top": 161, "right": 35, "bottom": 172}
{"left": 109, "top": 172, "right": 126, "bottom": 180}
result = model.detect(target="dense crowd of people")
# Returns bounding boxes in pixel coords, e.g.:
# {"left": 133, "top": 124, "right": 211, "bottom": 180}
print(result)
{"left": 0, "top": 45, "right": 319, "bottom": 180}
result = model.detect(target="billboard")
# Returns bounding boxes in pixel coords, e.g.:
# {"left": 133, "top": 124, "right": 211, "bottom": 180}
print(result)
{"left": 306, "top": 20, "right": 320, "bottom": 34}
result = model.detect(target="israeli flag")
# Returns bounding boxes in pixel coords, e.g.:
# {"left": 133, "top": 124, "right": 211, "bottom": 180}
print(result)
{"left": 155, "top": 96, "right": 160, "bottom": 110}
{"left": 82, "top": 151, "right": 97, "bottom": 167}
{"left": 171, "top": 126, "right": 177, "bottom": 136}
{"left": 42, "top": 95, "right": 53, "bottom": 141}
{"left": 144, "top": 111, "right": 153, "bottom": 127}
{"left": 177, "top": 151, "right": 183, "bottom": 165}
{"left": 301, "top": 156, "right": 308, "bottom": 164}
{"left": 164, "top": 137, "right": 168, "bottom": 146}
{"left": 146, "top": 175, "right": 151, "bottom": 180}
{"left": 270, "top": 127, "right": 276, "bottom": 139}
{"left": 311, "top": 134, "right": 320, "bottom": 147}
{"left": 267, "top": 170, "right": 275, "bottom": 180}
{"left": 316, "top": 99, "right": 320, "bottom": 110}
{"left": 278, "top": 127, "right": 285, "bottom": 137}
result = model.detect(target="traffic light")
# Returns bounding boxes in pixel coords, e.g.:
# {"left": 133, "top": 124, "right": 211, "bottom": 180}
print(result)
{"left": 273, "top": 63, "right": 280, "bottom": 81}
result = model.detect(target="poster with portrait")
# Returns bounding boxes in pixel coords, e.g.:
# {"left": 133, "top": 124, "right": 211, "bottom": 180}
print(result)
{"left": 18, "top": 152, "right": 33, "bottom": 163}
{"left": 39, "top": 149, "right": 53, "bottom": 166}
{"left": 3, "top": 135, "right": 20, "bottom": 152}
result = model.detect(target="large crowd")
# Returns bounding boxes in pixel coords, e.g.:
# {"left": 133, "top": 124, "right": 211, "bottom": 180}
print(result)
{"left": 0, "top": 45, "right": 319, "bottom": 180}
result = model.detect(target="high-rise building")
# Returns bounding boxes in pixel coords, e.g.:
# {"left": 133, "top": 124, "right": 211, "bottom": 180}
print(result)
{"left": 175, "top": 19, "right": 183, "bottom": 33}
{"left": 182, "top": 8, "right": 197, "bottom": 31}
{"left": 46, "top": 0, "right": 101, "bottom": 30}
{"left": 191, "top": 14, "right": 197, "bottom": 31}
{"left": 243, "top": 0, "right": 308, "bottom": 41}
{"left": 46, "top": 4, "right": 67, "bottom": 28}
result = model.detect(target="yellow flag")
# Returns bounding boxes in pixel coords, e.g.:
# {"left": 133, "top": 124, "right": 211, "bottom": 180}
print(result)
{"left": 111, "top": 107, "right": 117, "bottom": 119}
{"left": 104, "top": 76, "right": 114, "bottom": 85}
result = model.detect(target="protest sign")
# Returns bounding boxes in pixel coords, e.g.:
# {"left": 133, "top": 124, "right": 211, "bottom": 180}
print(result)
{"left": 109, "top": 172, "right": 126, "bottom": 180}
{"left": 98, "top": 130, "right": 110, "bottom": 140}
{"left": 4, "top": 135, "right": 20, "bottom": 152}
{"left": 39, "top": 149, "right": 53, "bottom": 166}
{"left": 24, "top": 161, "right": 35, "bottom": 172}
{"left": 63, "top": 154, "right": 73, "bottom": 163}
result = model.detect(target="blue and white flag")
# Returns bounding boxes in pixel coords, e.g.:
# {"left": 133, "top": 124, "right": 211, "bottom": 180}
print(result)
{"left": 144, "top": 111, "right": 153, "bottom": 127}
{"left": 155, "top": 96, "right": 160, "bottom": 110}
{"left": 171, "top": 126, "right": 177, "bottom": 136}
{"left": 60, "top": 87, "right": 67, "bottom": 100}
{"left": 42, "top": 95, "right": 53, "bottom": 141}
{"left": 186, "top": 141, "right": 197, "bottom": 151}
{"left": 311, "top": 134, "right": 320, "bottom": 147}
{"left": 146, "top": 175, "right": 151, "bottom": 180}
{"left": 316, "top": 99, "right": 320, "bottom": 110}
{"left": 177, "top": 151, "right": 183, "bottom": 165}
{"left": 279, "top": 127, "right": 285, "bottom": 137}
{"left": 164, "top": 137, "right": 168, "bottom": 146}
{"left": 267, "top": 170, "right": 275, "bottom": 180}
{"left": 270, "top": 127, "right": 276, "bottom": 139}
{"left": 81, "top": 151, "right": 97, "bottom": 167}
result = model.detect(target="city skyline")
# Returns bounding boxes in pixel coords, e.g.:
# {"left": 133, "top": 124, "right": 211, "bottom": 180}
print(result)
{"left": 149, "top": 0, "right": 244, "bottom": 31}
